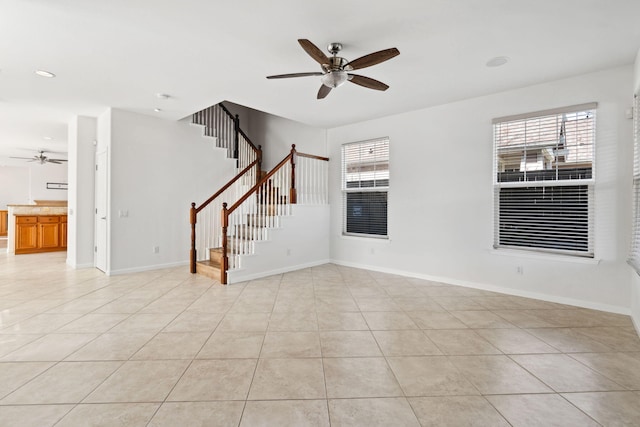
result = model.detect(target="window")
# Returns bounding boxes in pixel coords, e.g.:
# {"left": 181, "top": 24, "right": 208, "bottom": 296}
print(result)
{"left": 629, "top": 94, "right": 640, "bottom": 272}
{"left": 493, "top": 103, "right": 597, "bottom": 257}
{"left": 342, "top": 138, "right": 389, "bottom": 238}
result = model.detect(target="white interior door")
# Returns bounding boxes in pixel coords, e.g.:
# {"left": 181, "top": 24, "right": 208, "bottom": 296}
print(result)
{"left": 95, "top": 150, "right": 108, "bottom": 272}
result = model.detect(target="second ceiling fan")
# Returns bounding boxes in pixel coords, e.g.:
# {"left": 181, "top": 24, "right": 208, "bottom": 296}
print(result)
{"left": 267, "top": 39, "right": 400, "bottom": 99}
{"left": 9, "top": 150, "right": 67, "bottom": 165}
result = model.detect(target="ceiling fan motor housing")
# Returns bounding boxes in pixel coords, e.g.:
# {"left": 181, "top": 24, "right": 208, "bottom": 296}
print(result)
{"left": 327, "top": 42, "right": 343, "bottom": 55}
{"left": 322, "top": 56, "right": 351, "bottom": 72}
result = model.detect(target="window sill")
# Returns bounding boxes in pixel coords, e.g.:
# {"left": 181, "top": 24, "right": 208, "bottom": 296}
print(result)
{"left": 341, "top": 233, "right": 390, "bottom": 242}
{"left": 489, "top": 248, "right": 601, "bottom": 265}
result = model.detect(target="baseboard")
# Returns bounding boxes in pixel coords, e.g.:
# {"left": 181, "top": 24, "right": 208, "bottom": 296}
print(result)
{"left": 107, "top": 260, "right": 189, "bottom": 276}
{"left": 65, "top": 259, "right": 94, "bottom": 269}
{"left": 331, "top": 259, "right": 630, "bottom": 316}
{"left": 227, "top": 259, "right": 331, "bottom": 284}
{"left": 632, "top": 311, "right": 640, "bottom": 337}
{"left": 631, "top": 297, "right": 640, "bottom": 337}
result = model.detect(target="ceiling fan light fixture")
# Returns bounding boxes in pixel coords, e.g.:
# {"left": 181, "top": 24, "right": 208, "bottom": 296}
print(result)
{"left": 321, "top": 70, "right": 348, "bottom": 88}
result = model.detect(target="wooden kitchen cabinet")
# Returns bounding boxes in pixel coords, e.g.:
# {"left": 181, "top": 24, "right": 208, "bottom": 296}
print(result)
{"left": 0, "top": 210, "right": 7, "bottom": 236}
{"left": 15, "top": 215, "right": 67, "bottom": 254}
{"left": 15, "top": 216, "right": 38, "bottom": 253}
{"left": 39, "top": 223, "right": 60, "bottom": 249}
{"left": 60, "top": 215, "right": 67, "bottom": 248}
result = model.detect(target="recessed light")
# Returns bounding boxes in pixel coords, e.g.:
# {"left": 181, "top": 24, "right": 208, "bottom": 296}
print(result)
{"left": 35, "top": 70, "right": 56, "bottom": 78}
{"left": 156, "top": 93, "right": 170, "bottom": 100}
{"left": 43, "top": 136, "right": 53, "bottom": 141}
{"left": 154, "top": 108, "right": 162, "bottom": 112}
{"left": 486, "top": 56, "right": 509, "bottom": 67}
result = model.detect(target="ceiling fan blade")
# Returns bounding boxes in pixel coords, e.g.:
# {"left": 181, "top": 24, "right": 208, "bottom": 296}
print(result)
{"left": 348, "top": 74, "right": 390, "bottom": 91}
{"left": 346, "top": 48, "right": 400, "bottom": 70}
{"left": 47, "top": 160, "right": 63, "bottom": 164}
{"left": 317, "top": 85, "right": 332, "bottom": 99}
{"left": 267, "top": 72, "right": 324, "bottom": 79}
{"left": 9, "top": 156, "right": 36, "bottom": 160}
{"left": 298, "top": 39, "right": 330, "bottom": 66}
{"left": 48, "top": 158, "right": 67, "bottom": 162}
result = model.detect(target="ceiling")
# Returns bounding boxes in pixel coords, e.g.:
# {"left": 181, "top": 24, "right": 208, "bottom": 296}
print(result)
{"left": 1, "top": 0, "right": 639, "bottom": 160}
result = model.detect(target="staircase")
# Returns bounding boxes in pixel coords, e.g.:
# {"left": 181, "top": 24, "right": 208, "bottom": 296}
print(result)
{"left": 192, "top": 103, "right": 261, "bottom": 171}
{"left": 194, "top": 169, "right": 269, "bottom": 282}
{"left": 190, "top": 103, "right": 329, "bottom": 284}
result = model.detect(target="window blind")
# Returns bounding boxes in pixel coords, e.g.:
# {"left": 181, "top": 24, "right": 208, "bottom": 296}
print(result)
{"left": 493, "top": 104, "right": 596, "bottom": 257}
{"left": 629, "top": 94, "right": 640, "bottom": 272}
{"left": 342, "top": 138, "right": 389, "bottom": 238}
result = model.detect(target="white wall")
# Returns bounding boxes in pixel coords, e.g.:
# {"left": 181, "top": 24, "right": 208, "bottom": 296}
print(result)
{"left": 631, "top": 49, "right": 640, "bottom": 331}
{"left": 227, "top": 205, "right": 330, "bottom": 283}
{"left": 241, "top": 106, "right": 327, "bottom": 170}
{"left": 0, "top": 166, "right": 30, "bottom": 208}
{"left": 67, "top": 116, "right": 97, "bottom": 268}
{"left": 0, "top": 162, "right": 67, "bottom": 208}
{"left": 328, "top": 65, "right": 634, "bottom": 314}
{"left": 96, "top": 109, "right": 112, "bottom": 271}
{"left": 206, "top": 100, "right": 326, "bottom": 170}
{"left": 633, "top": 267, "right": 640, "bottom": 332}
{"left": 635, "top": 48, "right": 640, "bottom": 94}
{"left": 29, "top": 162, "right": 68, "bottom": 202}
{"left": 105, "top": 109, "right": 236, "bottom": 274}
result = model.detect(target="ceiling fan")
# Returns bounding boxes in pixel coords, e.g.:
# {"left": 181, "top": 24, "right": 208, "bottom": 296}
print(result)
{"left": 10, "top": 150, "right": 68, "bottom": 165}
{"left": 267, "top": 39, "right": 400, "bottom": 99}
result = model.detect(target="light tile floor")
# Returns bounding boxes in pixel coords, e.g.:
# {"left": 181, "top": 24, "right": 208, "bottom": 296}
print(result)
{"left": 1, "top": 252, "right": 639, "bottom": 426}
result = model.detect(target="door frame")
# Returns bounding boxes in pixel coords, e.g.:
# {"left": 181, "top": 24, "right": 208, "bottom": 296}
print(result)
{"left": 95, "top": 149, "right": 108, "bottom": 272}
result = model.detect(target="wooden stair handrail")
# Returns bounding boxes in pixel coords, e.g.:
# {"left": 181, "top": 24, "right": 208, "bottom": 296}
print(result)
{"left": 227, "top": 148, "right": 294, "bottom": 215}
{"left": 190, "top": 102, "right": 265, "bottom": 277}
{"left": 226, "top": 145, "right": 330, "bottom": 216}
{"left": 219, "top": 145, "right": 329, "bottom": 283}
{"left": 190, "top": 157, "right": 260, "bottom": 274}
{"left": 195, "top": 158, "right": 260, "bottom": 214}
{"left": 220, "top": 103, "right": 259, "bottom": 156}
{"left": 205, "top": 102, "right": 261, "bottom": 157}
{"left": 217, "top": 102, "right": 235, "bottom": 120}
{"left": 238, "top": 128, "right": 260, "bottom": 154}
{"left": 296, "top": 152, "right": 330, "bottom": 162}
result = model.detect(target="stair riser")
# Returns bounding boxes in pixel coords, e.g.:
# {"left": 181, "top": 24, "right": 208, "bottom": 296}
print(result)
{"left": 233, "top": 225, "right": 264, "bottom": 240}
{"left": 209, "top": 239, "right": 252, "bottom": 257}
{"left": 208, "top": 249, "right": 223, "bottom": 264}
{"left": 246, "top": 210, "right": 282, "bottom": 226}
{"left": 196, "top": 262, "right": 222, "bottom": 282}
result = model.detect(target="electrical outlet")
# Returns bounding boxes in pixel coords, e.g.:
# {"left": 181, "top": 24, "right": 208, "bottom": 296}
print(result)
{"left": 153, "top": 246, "right": 159, "bottom": 254}
{"left": 286, "top": 249, "right": 291, "bottom": 256}
{"left": 516, "top": 266, "right": 523, "bottom": 275}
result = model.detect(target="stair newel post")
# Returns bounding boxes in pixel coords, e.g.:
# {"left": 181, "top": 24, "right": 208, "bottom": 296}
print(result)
{"left": 257, "top": 145, "right": 263, "bottom": 186}
{"left": 190, "top": 202, "right": 197, "bottom": 274}
{"left": 233, "top": 114, "right": 240, "bottom": 167}
{"left": 221, "top": 202, "right": 229, "bottom": 285}
{"left": 290, "top": 144, "right": 297, "bottom": 204}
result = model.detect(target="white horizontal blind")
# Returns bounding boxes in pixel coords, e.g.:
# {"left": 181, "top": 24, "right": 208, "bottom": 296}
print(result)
{"left": 342, "top": 138, "right": 389, "bottom": 238}
{"left": 493, "top": 104, "right": 596, "bottom": 256}
{"left": 629, "top": 94, "right": 640, "bottom": 272}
